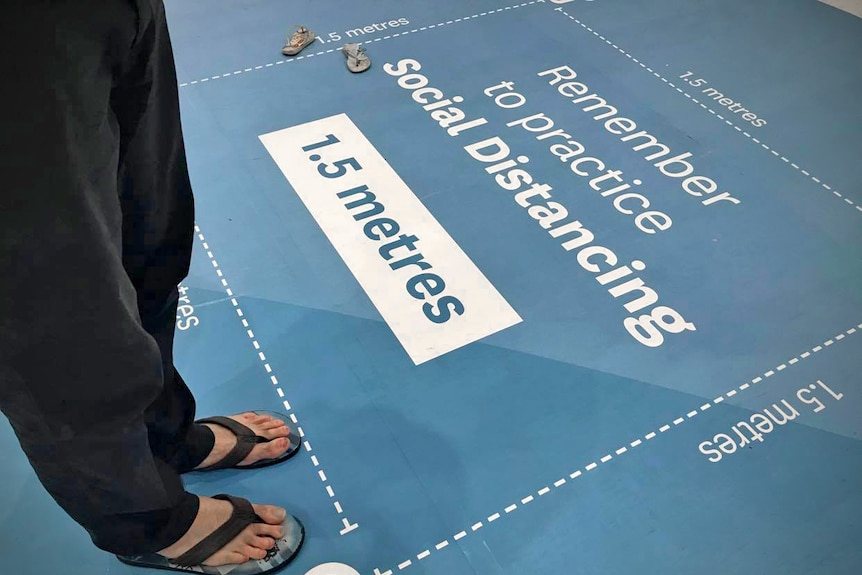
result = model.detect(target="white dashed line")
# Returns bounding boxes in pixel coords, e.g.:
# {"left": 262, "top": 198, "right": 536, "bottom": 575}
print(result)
{"left": 181, "top": 1, "right": 545, "bottom": 88}
{"left": 373, "top": 321, "right": 860, "bottom": 573}
{"left": 193, "top": 225, "right": 358, "bottom": 536}
{"left": 555, "top": 8, "right": 859, "bottom": 216}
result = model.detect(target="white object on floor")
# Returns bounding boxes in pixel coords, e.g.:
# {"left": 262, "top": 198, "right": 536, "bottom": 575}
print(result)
{"left": 305, "top": 564, "right": 360, "bottom": 575}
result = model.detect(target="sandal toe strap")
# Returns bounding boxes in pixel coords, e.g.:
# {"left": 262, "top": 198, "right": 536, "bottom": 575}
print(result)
{"left": 175, "top": 494, "right": 260, "bottom": 567}
{"left": 196, "top": 416, "right": 259, "bottom": 470}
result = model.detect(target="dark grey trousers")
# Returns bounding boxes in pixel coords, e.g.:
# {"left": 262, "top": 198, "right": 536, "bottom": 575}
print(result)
{"left": 0, "top": 0, "right": 214, "bottom": 555}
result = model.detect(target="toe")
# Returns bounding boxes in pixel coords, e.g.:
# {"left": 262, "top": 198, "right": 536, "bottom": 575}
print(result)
{"left": 253, "top": 504, "right": 287, "bottom": 525}
{"left": 252, "top": 438, "right": 290, "bottom": 461}
{"left": 254, "top": 523, "right": 284, "bottom": 541}
{"left": 239, "top": 437, "right": 290, "bottom": 467}
{"left": 246, "top": 414, "right": 270, "bottom": 425}
{"left": 248, "top": 535, "right": 276, "bottom": 549}
{"left": 264, "top": 437, "right": 291, "bottom": 457}
{"left": 254, "top": 523, "right": 284, "bottom": 539}
{"left": 262, "top": 418, "right": 287, "bottom": 430}
{"left": 259, "top": 424, "right": 291, "bottom": 439}
{"left": 242, "top": 545, "right": 268, "bottom": 560}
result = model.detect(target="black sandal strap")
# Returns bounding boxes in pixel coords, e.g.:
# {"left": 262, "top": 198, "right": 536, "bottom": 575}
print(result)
{"left": 174, "top": 494, "right": 261, "bottom": 567}
{"left": 196, "top": 416, "right": 258, "bottom": 470}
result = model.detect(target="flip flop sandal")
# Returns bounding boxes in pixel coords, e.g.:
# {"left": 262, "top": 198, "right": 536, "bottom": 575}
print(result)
{"left": 194, "top": 410, "right": 301, "bottom": 471}
{"left": 282, "top": 25, "right": 316, "bottom": 56}
{"left": 117, "top": 494, "right": 305, "bottom": 575}
{"left": 341, "top": 43, "right": 371, "bottom": 73}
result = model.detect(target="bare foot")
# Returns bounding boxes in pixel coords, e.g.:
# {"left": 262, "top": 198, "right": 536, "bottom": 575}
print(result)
{"left": 159, "top": 496, "right": 286, "bottom": 566}
{"left": 195, "top": 412, "right": 292, "bottom": 469}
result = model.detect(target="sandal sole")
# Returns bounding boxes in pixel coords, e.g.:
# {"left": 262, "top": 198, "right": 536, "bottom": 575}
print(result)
{"left": 117, "top": 516, "right": 305, "bottom": 575}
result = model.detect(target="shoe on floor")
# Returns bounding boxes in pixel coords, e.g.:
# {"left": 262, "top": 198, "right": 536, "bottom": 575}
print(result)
{"left": 193, "top": 410, "right": 301, "bottom": 471}
{"left": 341, "top": 42, "right": 371, "bottom": 73}
{"left": 117, "top": 495, "right": 304, "bottom": 575}
{"left": 282, "top": 25, "right": 315, "bottom": 56}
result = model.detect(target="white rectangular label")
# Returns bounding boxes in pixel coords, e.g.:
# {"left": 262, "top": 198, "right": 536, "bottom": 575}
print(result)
{"left": 259, "top": 114, "right": 521, "bottom": 364}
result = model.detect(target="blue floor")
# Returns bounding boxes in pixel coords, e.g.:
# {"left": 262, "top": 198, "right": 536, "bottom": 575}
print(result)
{"left": 2, "top": 1, "right": 862, "bottom": 574}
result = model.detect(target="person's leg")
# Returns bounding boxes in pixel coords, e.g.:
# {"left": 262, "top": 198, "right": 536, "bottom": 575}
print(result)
{"left": 137, "top": 290, "right": 214, "bottom": 474}
{"left": 108, "top": 2, "right": 303, "bottom": 566}
{"left": 112, "top": 1, "right": 293, "bottom": 474}
{"left": 111, "top": 0, "right": 213, "bottom": 474}
{"left": 1, "top": 0, "right": 300, "bottom": 566}
{"left": 0, "top": 0, "right": 198, "bottom": 555}
{"left": 0, "top": 0, "right": 294, "bottom": 563}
